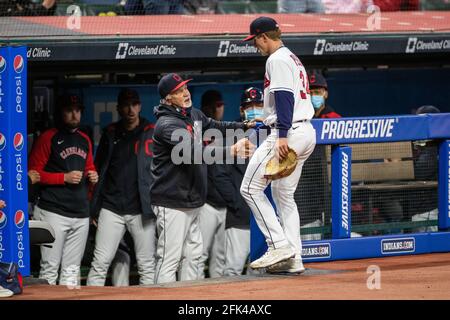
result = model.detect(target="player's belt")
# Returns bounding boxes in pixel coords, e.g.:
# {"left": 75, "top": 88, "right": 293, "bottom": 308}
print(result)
{"left": 269, "top": 120, "right": 309, "bottom": 129}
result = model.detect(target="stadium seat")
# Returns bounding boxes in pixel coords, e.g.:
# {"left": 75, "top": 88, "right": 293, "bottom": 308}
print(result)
{"left": 249, "top": 0, "right": 277, "bottom": 13}
{"left": 78, "top": 0, "right": 123, "bottom": 16}
{"left": 217, "top": 0, "right": 251, "bottom": 14}
{"left": 53, "top": 0, "right": 92, "bottom": 16}
{"left": 420, "top": 0, "right": 450, "bottom": 10}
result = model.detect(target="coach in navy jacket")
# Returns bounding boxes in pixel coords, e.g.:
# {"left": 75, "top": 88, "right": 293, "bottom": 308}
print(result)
{"left": 150, "top": 73, "right": 254, "bottom": 284}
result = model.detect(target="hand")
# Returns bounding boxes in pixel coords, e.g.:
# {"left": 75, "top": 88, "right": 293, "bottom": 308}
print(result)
{"left": 42, "top": 0, "right": 56, "bottom": 9}
{"left": 87, "top": 171, "right": 99, "bottom": 184}
{"left": 90, "top": 217, "right": 98, "bottom": 228}
{"left": 28, "top": 170, "right": 40, "bottom": 185}
{"left": 0, "top": 200, "right": 5, "bottom": 210}
{"left": 244, "top": 120, "right": 257, "bottom": 130}
{"left": 64, "top": 171, "right": 83, "bottom": 184}
{"left": 275, "top": 138, "right": 289, "bottom": 160}
{"left": 231, "top": 138, "right": 255, "bottom": 159}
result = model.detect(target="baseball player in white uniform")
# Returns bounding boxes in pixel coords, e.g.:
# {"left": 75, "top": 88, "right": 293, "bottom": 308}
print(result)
{"left": 240, "top": 17, "right": 316, "bottom": 273}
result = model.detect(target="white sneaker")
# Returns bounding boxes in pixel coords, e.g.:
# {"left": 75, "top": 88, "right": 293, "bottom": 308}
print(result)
{"left": 0, "top": 286, "right": 14, "bottom": 298}
{"left": 266, "top": 258, "right": 306, "bottom": 274}
{"left": 250, "top": 245, "right": 295, "bottom": 269}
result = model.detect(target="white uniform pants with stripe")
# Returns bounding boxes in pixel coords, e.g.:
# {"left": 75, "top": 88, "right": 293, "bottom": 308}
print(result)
{"left": 153, "top": 206, "right": 203, "bottom": 284}
{"left": 240, "top": 123, "right": 316, "bottom": 259}
{"left": 87, "top": 208, "right": 156, "bottom": 286}
{"left": 198, "top": 203, "right": 226, "bottom": 278}
{"left": 35, "top": 206, "right": 89, "bottom": 286}
{"left": 223, "top": 227, "right": 250, "bottom": 276}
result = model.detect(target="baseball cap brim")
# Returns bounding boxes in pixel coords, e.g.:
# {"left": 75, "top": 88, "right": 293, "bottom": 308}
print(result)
{"left": 170, "top": 79, "right": 193, "bottom": 94}
{"left": 243, "top": 34, "right": 256, "bottom": 41}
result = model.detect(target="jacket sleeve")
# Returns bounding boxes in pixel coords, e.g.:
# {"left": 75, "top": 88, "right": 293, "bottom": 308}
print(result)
{"left": 153, "top": 118, "right": 187, "bottom": 146}
{"left": 85, "top": 140, "right": 96, "bottom": 173}
{"left": 155, "top": 118, "right": 233, "bottom": 162}
{"left": 77, "top": 130, "right": 96, "bottom": 174}
{"left": 89, "top": 129, "right": 111, "bottom": 218}
{"left": 93, "top": 130, "right": 109, "bottom": 175}
{"left": 212, "top": 164, "right": 239, "bottom": 211}
{"left": 197, "top": 109, "right": 246, "bottom": 134}
{"left": 28, "top": 129, "right": 65, "bottom": 185}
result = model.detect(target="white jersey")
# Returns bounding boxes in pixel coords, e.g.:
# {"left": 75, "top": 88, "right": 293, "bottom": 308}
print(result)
{"left": 263, "top": 46, "right": 314, "bottom": 127}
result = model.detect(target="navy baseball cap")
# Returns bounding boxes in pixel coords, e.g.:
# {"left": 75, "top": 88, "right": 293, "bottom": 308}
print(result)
{"left": 56, "top": 93, "right": 84, "bottom": 111}
{"left": 416, "top": 105, "right": 440, "bottom": 114}
{"left": 118, "top": 88, "right": 141, "bottom": 107}
{"left": 158, "top": 73, "right": 192, "bottom": 98}
{"left": 243, "top": 17, "right": 279, "bottom": 41}
{"left": 241, "top": 87, "right": 263, "bottom": 105}
{"left": 308, "top": 70, "right": 328, "bottom": 89}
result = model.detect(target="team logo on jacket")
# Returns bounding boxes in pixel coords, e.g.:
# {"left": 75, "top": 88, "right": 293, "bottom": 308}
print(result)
{"left": 14, "top": 55, "right": 24, "bottom": 73}
{"left": 13, "top": 133, "right": 24, "bottom": 151}
{"left": 15, "top": 210, "right": 25, "bottom": 229}
{"left": 0, "top": 211, "right": 7, "bottom": 229}
{"left": 0, "top": 133, "right": 6, "bottom": 151}
{"left": 0, "top": 56, "right": 6, "bottom": 73}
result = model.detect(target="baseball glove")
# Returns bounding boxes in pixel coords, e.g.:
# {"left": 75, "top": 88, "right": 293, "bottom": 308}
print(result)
{"left": 264, "top": 148, "right": 298, "bottom": 180}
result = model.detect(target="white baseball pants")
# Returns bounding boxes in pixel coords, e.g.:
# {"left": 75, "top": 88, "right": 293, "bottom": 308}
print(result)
{"left": 240, "top": 122, "right": 316, "bottom": 259}
{"left": 223, "top": 227, "right": 250, "bottom": 276}
{"left": 87, "top": 208, "right": 156, "bottom": 286}
{"left": 153, "top": 206, "right": 203, "bottom": 284}
{"left": 35, "top": 206, "right": 89, "bottom": 286}
{"left": 111, "top": 247, "right": 131, "bottom": 287}
{"left": 198, "top": 203, "right": 226, "bottom": 278}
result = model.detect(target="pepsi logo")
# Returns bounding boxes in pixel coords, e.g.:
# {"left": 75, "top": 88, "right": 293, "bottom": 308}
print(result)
{"left": 0, "top": 56, "right": 6, "bottom": 74}
{"left": 15, "top": 210, "right": 25, "bottom": 229}
{"left": 13, "top": 55, "right": 24, "bottom": 73}
{"left": 0, "top": 211, "right": 7, "bottom": 229}
{"left": 13, "top": 133, "right": 24, "bottom": 151}
{"left": 0, "top": 132, "right": 6, "bottom": 151}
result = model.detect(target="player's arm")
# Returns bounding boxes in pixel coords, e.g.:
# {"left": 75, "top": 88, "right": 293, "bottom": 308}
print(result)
{"left": 28, "top": 129, "right": 65, "bottom": 185}
{"left": 196, "top": 109, "right": 249, "bottom": 133}
{"left": 78, "top": 131, "right": 98, "bottom": 184}
{"left": 155, "top": 119, "right": 253, "bottom": 161}
{"left": 270, "top": 58, "right": 296, "bottom": 159}
{"left": 94, "top": 127, "right": 111, "bottom": 173}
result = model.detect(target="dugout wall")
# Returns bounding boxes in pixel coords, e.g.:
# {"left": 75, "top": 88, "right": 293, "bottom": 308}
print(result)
{"left": 2, "top": 12, "right": 450, "bottom": 271}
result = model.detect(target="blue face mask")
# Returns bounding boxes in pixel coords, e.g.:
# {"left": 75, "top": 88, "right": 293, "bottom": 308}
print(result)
{"left": 244, "top": 108, "right": 264, "bottom": 121}
{"left": 311, "top": 95, "right": 325, "bottom": 110}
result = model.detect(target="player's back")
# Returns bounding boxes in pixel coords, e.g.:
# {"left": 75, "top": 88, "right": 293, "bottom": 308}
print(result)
{"left": 263, "top": 47, "right": 314, "bottom": 126}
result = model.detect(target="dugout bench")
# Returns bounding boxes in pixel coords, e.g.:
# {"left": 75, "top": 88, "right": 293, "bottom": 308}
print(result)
{"left": 326, "top": 141, "right": 438, "bottom": 234}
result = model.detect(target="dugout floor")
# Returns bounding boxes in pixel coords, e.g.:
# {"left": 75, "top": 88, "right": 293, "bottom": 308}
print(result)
{"left": 10, "top": 252, "right": 450, "bottom": 300}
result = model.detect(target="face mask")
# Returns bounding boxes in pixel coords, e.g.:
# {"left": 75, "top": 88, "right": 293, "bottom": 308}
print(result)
{"left": 311, "top": 95, "right": 325, "bottom": 110}
{"left": 244, "top": 108, "right": 264, "bottom": 121}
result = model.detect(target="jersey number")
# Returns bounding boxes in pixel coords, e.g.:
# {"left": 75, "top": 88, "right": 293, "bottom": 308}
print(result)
{"left": 289, "top": 54, "right": 310, "bottom": 100}
{"left": 299, "top": 71, "right": 310, "bottom": 100}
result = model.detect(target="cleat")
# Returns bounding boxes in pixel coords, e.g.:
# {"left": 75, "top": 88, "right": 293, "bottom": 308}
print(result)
{"left": 250, "top": 245, "right": 295, "bottom": 269}
{"left": 266, "top": 258, "right": 306, "bottom": 274}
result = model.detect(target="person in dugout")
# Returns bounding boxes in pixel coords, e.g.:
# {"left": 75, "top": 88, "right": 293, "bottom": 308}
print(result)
{"left": 28, "top": 93, "right": 98, "bottom": 286}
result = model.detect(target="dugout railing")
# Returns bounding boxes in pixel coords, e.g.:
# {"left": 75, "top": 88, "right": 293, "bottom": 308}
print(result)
{"left": 250, "top": 114, "right": 450, "bottom": 263}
